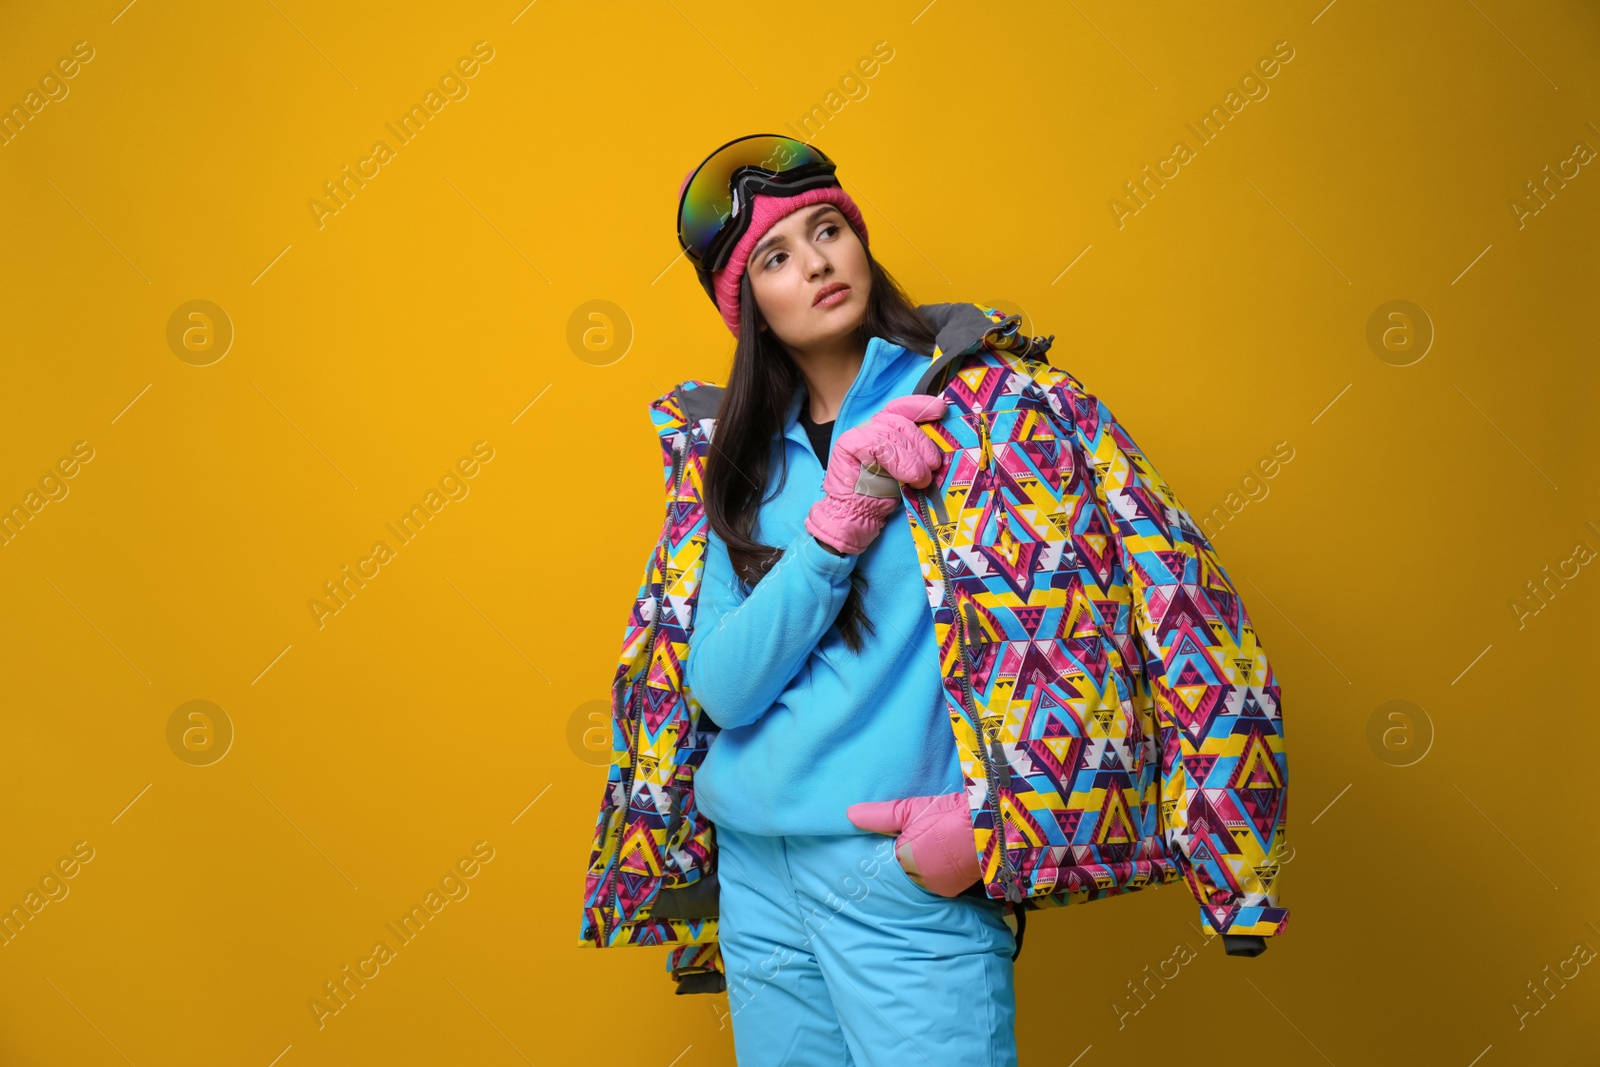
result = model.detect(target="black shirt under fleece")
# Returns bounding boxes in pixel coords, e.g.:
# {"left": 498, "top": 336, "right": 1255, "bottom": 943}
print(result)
{"left": 798, "top": 397, "right": 836, "bottom": 469}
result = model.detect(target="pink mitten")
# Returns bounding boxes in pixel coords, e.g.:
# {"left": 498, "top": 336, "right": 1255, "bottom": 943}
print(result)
{"left": 846, "top": 791, "right": 981, "bottom": 898}
{"left": 805, "top": 395, "right": 948, "bottom": 556}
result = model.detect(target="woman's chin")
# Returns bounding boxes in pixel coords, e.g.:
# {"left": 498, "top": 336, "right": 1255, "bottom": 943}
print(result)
{"left": 809, "top": 296, "right": 866, "bottom": 333}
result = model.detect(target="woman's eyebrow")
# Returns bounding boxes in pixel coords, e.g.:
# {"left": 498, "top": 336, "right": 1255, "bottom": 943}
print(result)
{"left": 747, "top": 205, "right": 841, "bottom": 262}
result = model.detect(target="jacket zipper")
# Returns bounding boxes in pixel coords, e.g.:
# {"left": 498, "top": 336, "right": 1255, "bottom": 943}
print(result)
{"left": 912, "top": 486, "right": 1027, "bottom": 904}
{"left": 608, "top": 433, "right": 688, "bottom": 938}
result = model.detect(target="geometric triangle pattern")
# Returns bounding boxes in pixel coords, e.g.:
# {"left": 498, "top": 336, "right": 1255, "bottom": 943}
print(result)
{"left": 1029, "top": 359, "right": 1289, "bottom": 940}
{"left": 579, "top": 379, "right": 724, "bottom": 967}
{"left": 579, "top": 305, "right": 1291, "bottom": 996}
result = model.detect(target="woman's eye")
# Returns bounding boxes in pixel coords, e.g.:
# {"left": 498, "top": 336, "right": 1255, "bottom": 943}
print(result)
{"left": 762, "top": 223, "right": 838, "bottom": 269}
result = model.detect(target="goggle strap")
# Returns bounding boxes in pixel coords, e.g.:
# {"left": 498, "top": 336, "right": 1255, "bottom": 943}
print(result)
{"left": 703, "top": 165, "right": 844, "bottom": 275}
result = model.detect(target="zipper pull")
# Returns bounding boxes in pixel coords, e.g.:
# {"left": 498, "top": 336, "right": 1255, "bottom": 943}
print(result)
{"left": 988, "top": 739, "right": 1011, "bottom": 789}
{"left": 960, "top": 600, "right": 983, "bottom": 644}
{"left": 977, "top": 411, "right": 992, "bottom": 471}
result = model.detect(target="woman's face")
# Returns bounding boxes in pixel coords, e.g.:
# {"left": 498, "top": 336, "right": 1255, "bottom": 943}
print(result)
{"left": 746, "top": 204, "right": 872, "bottom": 353}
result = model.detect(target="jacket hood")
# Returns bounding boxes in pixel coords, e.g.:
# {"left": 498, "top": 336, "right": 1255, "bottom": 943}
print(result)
{"left": 909, "top": 302, "right": 1032, "bottom": 396}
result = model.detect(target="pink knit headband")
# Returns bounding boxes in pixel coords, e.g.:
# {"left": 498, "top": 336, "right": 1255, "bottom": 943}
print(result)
{"left": 707, "top": 187, "right": 870, "bottom": 336}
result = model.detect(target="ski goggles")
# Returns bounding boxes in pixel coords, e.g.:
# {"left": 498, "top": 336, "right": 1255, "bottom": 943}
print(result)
{"left": 676, "top": 134, "right": 841, "bottom": 279}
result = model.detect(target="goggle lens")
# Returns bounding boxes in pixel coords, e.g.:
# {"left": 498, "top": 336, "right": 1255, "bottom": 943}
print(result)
{"left": 678, "top": 135, "right": 831, "bottom": 266}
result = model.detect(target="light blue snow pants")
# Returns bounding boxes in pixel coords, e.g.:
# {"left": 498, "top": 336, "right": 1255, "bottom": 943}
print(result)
{"left": 715, "top": 823, "right": 1019, "bottom": 1067}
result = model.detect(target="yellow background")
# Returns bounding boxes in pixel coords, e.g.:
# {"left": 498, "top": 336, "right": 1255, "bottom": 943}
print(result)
{"left": 2, "top": 0, "right": 1597, "bottom": 1063}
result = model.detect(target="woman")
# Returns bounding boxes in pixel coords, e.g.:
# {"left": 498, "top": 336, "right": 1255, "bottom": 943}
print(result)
{"left": 678, "top": 135, "right": 1021, "bottom": 1066}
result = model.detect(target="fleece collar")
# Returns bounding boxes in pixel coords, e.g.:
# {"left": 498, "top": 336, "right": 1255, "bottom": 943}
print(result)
{"left": 780, "top": 332, "right": 917, "bottom": 446}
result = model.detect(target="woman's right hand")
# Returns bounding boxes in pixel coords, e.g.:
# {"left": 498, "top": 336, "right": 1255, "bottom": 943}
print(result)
{"left": 805, "top": 395, "right": 948, "bottom": 556}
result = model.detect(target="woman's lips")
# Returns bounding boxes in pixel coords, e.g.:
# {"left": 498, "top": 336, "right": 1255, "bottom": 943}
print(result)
{"left": 814, "top": 285, "right": 851, "bottom": 308}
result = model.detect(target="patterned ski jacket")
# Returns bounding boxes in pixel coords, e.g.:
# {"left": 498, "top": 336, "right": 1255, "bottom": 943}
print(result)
{"left": 580, "top": 303, "right": 1290, "bottom": 993}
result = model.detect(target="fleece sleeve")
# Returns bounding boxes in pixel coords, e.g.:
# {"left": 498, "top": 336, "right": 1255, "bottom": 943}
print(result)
{"left": 1039, "top": 366, "right": 1291, "bottom": 941}
{"left": 685, "top": 526, "right": 859, "bottom": 730}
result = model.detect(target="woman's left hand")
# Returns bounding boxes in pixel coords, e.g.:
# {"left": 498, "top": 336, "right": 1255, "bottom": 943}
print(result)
{"left": 846, "top": 792, "right": 981, "bottom": 897}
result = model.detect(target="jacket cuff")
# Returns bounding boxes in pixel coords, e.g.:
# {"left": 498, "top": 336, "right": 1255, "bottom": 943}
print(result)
{"left": 1222, "top": 934, "right": 1268, "bottom": 957}
{"left": 666, "top": 943, "right": 725, "bottom": 995}
{"left": 672, "top": 969, "right": 726, "bottom": 995}
{"left": 1200, "top": 903, "right": 1290, "bottom": 938}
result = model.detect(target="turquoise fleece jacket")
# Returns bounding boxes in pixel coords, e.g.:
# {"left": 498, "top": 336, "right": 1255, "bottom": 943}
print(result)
{"left": 685, "top": 335, "right": 965, "bottom": 838}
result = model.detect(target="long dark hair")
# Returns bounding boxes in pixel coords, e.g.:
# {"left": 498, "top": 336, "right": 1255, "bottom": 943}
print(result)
{"left": 703, "top": 247, "right": 940, "bottom": 652}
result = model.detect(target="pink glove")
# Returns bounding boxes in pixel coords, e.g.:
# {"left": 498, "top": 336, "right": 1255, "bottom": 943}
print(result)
{"left": 805, "top": 395, "right": 948, "bottom": 556}
{"left": 846, "top": 791, "right": 981, "bottom": 898}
